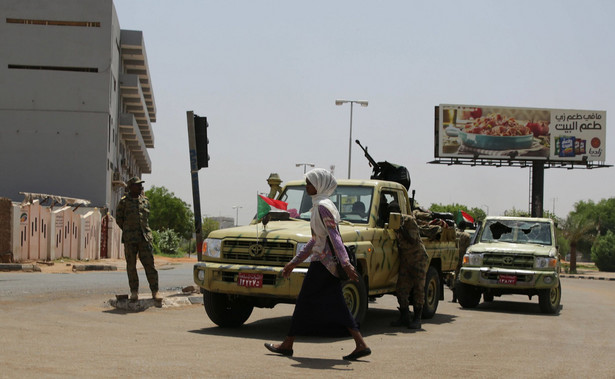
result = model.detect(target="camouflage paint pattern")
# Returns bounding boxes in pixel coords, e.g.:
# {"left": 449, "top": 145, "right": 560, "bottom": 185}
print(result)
{"left": 194, "top": 180, "right": 458, "bottom": 302}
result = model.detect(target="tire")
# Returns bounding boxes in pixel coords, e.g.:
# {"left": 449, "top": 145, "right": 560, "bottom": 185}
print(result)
{"left": 341, "top": 274, "right": 368, "bottom": 325}
{"left": 422, "top": 266, "right": 440, "bottom": 319}
{"left": 538, "top": 280, "right": 561, "bottom": 314}
{"left": 203, "top": 290, "right": 254, "bottom": 327}
{"left": 457, "top": 281, "right": 481, "bottom": 308}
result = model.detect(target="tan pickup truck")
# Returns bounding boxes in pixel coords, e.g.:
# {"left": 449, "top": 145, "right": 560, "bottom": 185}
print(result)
{"left": 194, "top": 178, "right": 459, "bottom": 327}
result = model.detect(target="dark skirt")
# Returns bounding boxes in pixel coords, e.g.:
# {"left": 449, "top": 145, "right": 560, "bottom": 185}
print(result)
{"left": 288, "top": 261, "right": 358, "bottom": 337}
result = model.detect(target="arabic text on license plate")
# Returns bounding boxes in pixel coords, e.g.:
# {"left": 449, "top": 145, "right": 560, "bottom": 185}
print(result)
{"left": 499, "top": 274, "right": 517, "bottom": 285}
{"left": 238, "top": 273, "right": 263, "bottom": 288}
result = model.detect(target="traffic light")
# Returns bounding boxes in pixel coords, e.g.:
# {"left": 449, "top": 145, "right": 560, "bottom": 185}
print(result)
{"left": 194, "top": 115, "right": 209, "bottom": 168}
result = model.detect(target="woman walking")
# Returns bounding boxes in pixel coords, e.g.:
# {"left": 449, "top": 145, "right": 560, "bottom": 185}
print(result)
{"left": 264, "top": 168, "right": 371, "bottom": 361}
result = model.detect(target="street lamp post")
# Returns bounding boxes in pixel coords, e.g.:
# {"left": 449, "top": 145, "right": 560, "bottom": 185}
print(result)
{"left": 335, "top": 99, "right": 368, "bottom": 179}
{"left": 232, "top": 205, "right": 243, "bottom": 227}
{"left": 296, "top": 163, "right": 315, "bottom": 174}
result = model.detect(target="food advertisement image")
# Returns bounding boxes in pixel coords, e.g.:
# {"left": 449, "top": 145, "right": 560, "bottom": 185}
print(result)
{"left": 437, "top": 104, "right": 606, "bottom": 162}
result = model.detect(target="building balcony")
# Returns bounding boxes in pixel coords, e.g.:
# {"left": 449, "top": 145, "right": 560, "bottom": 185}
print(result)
{"left": 120, "top": 30, "right": 156, "bottom": 123}
{"left": 119, "top": 113, "right": 151, "bottom": 174}
{"left": 119, "top": 73, "right": 154, "bottom": 148}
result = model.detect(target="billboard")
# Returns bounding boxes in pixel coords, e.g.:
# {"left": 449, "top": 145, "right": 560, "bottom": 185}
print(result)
{"left": 436, "top": 104, "right": 606, "bottom": 162}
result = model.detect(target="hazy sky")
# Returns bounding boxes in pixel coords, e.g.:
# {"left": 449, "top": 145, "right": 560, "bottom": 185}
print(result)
{"left": 114, "top": 0, "right": 615, "bottom": 225}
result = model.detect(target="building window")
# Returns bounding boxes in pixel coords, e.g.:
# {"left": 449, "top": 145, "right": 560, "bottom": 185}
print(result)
{"left": 108, "top": 119, "right": 111, "bottom": 153}
{"left": 6, "top": 18, "right": 101, "bottom": 27}
{"left": 8, "top": 64, "right": 98, "bottom": 73}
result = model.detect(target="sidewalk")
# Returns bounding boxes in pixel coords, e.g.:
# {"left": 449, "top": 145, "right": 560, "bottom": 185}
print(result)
{"left": 0, "top": 255, "right": 197, "bottom": 273}
{"left": 560, "top": 269, "right": 615, "bottom": 281}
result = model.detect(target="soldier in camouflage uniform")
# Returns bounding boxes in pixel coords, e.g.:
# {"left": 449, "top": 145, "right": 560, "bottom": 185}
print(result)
{"left": 389, "top": 202, "right": 428, "bottom": 329}
{"left": 452, "top": 231, "right": 471, "bottom": 302}
{"left": 116, "top": 177, "right": 160, "bottom": 301}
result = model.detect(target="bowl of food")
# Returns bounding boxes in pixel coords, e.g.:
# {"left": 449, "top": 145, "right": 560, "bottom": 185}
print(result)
{"left": 458, "top": 130, "right": 534, "bottom": 150}
{"left": 459, "top": 113, "right": 534, "bottom": 150}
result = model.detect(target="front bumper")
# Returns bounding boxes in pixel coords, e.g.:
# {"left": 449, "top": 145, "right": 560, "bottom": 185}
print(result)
{"left": 193, "top": 261, "right": 307, "bottom": 299}
{"left": 459, "top": 266, "right": 559, "bottom": 289}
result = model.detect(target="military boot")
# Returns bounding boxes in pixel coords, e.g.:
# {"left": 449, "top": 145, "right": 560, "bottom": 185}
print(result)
{"left": 390, "top": 307, "right": 410, "bottom": 327}
{"left": 409, "top": 305, "right": 422, "bottom": 329}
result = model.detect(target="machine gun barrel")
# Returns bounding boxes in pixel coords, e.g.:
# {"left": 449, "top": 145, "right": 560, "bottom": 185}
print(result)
{"left": 355, "top": 140, "right": 379, "bottom": 170}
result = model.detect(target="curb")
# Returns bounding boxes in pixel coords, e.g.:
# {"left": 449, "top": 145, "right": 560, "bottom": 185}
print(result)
{"left": 0, "top": 263, "right": 41, "bottom": 272}
{"left": 72, "top": 264, "right": 118, "bottom": 272}
{"left": 560, "top": 274, "right": 615, "bottom": 281}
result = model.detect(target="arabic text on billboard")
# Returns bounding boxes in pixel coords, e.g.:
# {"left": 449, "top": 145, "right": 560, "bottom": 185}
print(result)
{"left": 437, "top": 104, "right": 606, "bottom": 162}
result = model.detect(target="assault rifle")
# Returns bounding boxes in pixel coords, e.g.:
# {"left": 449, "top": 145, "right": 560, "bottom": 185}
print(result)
{"left": 355, "top": 139, "right": 411, "bottom": 190}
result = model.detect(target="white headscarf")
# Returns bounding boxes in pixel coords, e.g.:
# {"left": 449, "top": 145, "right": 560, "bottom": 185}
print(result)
{"left": 305, "top": 168, "right": 340, "bottom": 252}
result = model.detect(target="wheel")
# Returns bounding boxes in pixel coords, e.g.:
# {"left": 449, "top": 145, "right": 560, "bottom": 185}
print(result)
{"left": 203, "top": 290, "right": 254, "bottom": 327}
{"left": 483, "top": 293, "right": 494, "bottom": 302}
{"left": 341, "top": 274, "right": 368, "bottom": 325}
{"left": 538, "top": 280, "right": 561, "bottom": 314}
{"left": 422, "top": 266, "right": 440, "bottom": 319}
{"left": 456, "top": 281, "right": 481, "bottom": 308}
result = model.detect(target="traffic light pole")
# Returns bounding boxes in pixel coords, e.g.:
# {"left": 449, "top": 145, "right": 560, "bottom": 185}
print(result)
{"left": 186, "top": 111, "right": 203, "bottom": 261}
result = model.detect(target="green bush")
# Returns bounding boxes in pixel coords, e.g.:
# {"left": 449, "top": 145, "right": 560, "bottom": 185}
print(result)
{"left": 591, "top": 231, "right": 615, "bottom": 272}
{"left": 152, "top": 229, "right": 181, "bottom": 255}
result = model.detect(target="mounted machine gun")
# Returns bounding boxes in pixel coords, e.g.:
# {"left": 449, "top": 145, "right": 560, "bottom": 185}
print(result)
{"left": 355, "top": 140, "right": 411, "bottom": 190}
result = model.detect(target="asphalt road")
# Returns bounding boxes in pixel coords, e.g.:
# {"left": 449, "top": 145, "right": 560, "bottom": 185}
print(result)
{"left": 1, "top": 266, "right": 614, "bottom": 378}
{"left": 0, "top": 261, "right": 194, "bottom": 299}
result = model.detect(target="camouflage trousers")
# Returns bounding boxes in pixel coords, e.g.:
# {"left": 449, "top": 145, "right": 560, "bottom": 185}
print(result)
{"left": 396, "top": 246, "right": 428, "bottom": 309}
{"left": 453, "top": 232, "right": 471, "bottom": 289}
{"left": 124, "top": 240, "right": 158, "bottom": 293}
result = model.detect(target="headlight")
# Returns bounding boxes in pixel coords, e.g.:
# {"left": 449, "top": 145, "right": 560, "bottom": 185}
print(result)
{"left": 295, "top": 242, "right": 311, "bottom": 262}
{"left": 534, "top": 257, "right": 557, "bottom": 269}
{"left": 463, "top": 253, "right": 483, "bottom": 266}
{"left": 203, "top": 238, "right": 222, "bottom": 258}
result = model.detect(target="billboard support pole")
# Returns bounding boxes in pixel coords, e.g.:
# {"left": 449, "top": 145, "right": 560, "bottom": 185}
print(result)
{"left": 187, "top": 111, "right": 203, "bottom": 261}
{"left": 531, "top": 162, "right": 544, "bottom": 217}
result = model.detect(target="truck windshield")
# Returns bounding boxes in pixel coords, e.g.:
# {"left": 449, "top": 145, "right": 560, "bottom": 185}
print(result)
{"left": 480, "top": 220, "right": 552, "bottom": 245}
{"left": 280, "top": 185, "right": 374, "bottom": 224}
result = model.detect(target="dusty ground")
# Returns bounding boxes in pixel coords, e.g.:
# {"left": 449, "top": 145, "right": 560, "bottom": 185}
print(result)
{"left": 32, "top": 255, "right": 197, "bottom": 274}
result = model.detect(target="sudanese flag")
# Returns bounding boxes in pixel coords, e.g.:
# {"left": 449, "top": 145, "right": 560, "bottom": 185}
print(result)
{"left": 257, "top": 195, "right": 288, "bottom": 220}
{"left": 457, "top": 210, "right": 475, "bottom": 225}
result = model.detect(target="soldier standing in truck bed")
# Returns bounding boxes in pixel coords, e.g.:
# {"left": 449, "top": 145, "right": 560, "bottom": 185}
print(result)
{"left": 388, "top": 202, "right": 428, "bottom": 329}
{"left": 115, "top": 177, "right": 161, "bottom": 302}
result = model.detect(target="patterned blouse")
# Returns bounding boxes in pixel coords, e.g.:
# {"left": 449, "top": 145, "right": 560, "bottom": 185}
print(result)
{"left": 289, "top": 205, "right": 351, "bottom": 278}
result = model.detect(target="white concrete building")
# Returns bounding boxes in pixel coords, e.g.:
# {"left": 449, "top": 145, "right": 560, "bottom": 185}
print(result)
{"left": 0, "top": 0, "right": 156, "bottom": 215}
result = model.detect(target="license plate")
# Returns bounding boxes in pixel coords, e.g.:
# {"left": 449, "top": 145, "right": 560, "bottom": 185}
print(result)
{"left": 499, "top": 274, "right": 517, "bottom": 285}
{"left": 238, "top": 273, "right": 263, "bottom": 288}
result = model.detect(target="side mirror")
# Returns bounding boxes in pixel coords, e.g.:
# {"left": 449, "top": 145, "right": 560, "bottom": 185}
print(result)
{"left": 388, "top": 212, "right": 401, "bottom": 230}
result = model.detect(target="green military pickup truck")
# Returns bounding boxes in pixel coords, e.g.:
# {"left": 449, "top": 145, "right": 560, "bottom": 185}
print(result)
{"left": 456, "top": 216, "right": 562, "bottom": 314}
{"left": 193, "top": 178, "right": 459, "bottom": 327}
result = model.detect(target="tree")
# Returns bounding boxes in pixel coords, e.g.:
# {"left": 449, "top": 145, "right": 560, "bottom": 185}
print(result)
{"left": 145, "top": 186, "right": 194, "bottom": 239}
{"left": 202, "top": 217, "right": 220, "bottom": 239}
{"left": 562, "top": 211, "right": 596, "bottom": 274}
{"left": 152, "top": 229, "right": 181, "bottom": 255}
{"left": 503, "top": 207, "right": 530, "bottom": 217}
{"left": 592, "top": 198, "right": 615, "bottom": 235}
{"left": 591, "top": 231, "right": 615, "bottom": 272}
